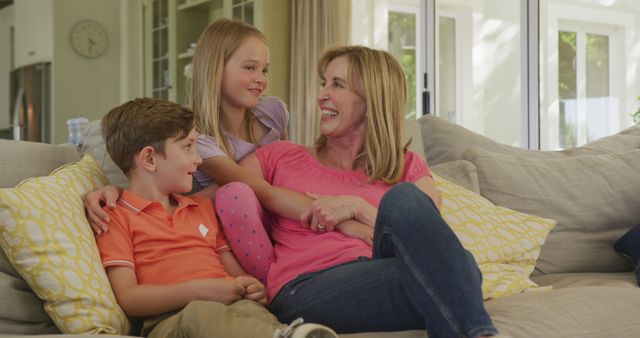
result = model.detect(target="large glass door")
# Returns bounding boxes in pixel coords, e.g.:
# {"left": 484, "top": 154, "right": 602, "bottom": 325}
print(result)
{"left": 354, "top": 0, "right": 640, "bottom": 150}
{"left": 434, "top": 0, "right": 525, "bottom": 147}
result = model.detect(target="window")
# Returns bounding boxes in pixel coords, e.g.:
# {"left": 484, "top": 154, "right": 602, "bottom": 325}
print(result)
{"left": 232, "top": 0, "right": 254, "bottom": 25}
{"left": 557, "top": 29, "right": 611, "bottom": 148}
{"left": 350, "top": 0, "right": 422, "bottom": 119}
{"left": 150, "top": 0, "right": 169, "bottom": 100}
{"left": 539, "top": 0, "right": 635, "bottom": 150}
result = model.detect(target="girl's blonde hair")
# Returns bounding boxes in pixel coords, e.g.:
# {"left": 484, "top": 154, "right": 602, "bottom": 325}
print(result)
{"left": 190, "top": 18, "right": 266, "bottom": 158}
{"left": 315, "top": 46, "right": 408, "bottom": 184}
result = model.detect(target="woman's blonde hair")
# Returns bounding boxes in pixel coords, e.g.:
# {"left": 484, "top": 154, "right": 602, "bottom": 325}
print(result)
{"left": 190, "top": 18, "right": 266, "bottom": 158}
{"left": 316, "top": 46, "right": 408, "bottom": 184}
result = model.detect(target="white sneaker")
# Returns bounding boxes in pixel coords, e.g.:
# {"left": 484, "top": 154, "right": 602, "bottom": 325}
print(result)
{"left": 273, "top": 318, "right": 338, "bottom": 338}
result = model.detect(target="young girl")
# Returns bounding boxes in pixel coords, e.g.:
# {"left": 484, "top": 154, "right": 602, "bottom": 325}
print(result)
{"left": 87, "top": 18, "right": 285, "bottom": 284}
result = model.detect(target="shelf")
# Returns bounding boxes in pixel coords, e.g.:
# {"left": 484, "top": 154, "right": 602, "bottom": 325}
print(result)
{"left": 178, "top": 0, "right": 213, "bottom": 11}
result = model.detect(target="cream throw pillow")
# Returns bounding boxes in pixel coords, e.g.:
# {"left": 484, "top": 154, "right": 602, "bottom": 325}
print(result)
{"left": 0, "top": 154, "right": 130, "bottom": 334}
{"left": 433, "top": 173, "right": 556, "bottom": 300}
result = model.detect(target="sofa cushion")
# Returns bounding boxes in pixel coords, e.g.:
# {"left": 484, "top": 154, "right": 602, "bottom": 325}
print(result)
{"left": 419, "top": 115, "right": 640, "bottom": 166}
{"left": 404, "top": 117, "right": 426, "bottom": 163}
{"left": 0, "top": 155, "right": 130, "bottom": 334}
{"left": 430, "top": 160, "right": 480, "bottom": 194}
{"left": 340, "top": 274, "right": 640, "bottom": 338}
{"left": 531, "top": 271, "right": 638, "bottom": 289}
{"left": 484, "top": 286, "right": 640, "bottom": 337}
{"left": 463, "top": 147, "right": 640, "bottom": 274}
{"left": 0, "top": 265, "right": 59, "bottom": 335}
{"left": 434, "top": 174, "right": 556, "bottom": 300}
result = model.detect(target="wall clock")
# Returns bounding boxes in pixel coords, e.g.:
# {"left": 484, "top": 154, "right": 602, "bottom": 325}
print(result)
{"left": 70, "top": 20, "right": 109, "bottom": 59}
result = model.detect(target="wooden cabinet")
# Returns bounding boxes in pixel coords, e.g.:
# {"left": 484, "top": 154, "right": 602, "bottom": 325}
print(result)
{"left": 145, "top": 0, "right": 260, "bottom": 105}
{"left": 13, "top": 0, "right": 53, "bottom": 69}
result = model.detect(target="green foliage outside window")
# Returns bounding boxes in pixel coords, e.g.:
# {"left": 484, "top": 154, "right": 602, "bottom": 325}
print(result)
{"left": 389, "top": 11, "right": 417, "bottom": 118}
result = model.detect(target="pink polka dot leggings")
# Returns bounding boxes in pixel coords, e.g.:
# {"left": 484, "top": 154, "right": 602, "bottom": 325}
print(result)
{"left": 215, "top": 182, "right": 274, "bottom": 284}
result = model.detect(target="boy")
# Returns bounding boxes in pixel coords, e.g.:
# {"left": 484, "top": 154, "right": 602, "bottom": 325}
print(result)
{"left": 96, "top": 98, "right": 337, "bottom": 338}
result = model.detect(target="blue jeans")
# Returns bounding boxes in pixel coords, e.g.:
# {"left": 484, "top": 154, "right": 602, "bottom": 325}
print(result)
{"left": 269, "top": 183, "right": 497, "bottom": 338}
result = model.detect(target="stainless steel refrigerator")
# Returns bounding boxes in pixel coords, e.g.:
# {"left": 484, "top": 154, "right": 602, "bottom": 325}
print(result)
{"left": 9, "top": 62, "right": 51, "bottom": 143}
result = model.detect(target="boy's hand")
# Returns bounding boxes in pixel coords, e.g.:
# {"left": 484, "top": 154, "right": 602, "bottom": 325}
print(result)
{"left": 336, "top": 220, "right": 373, "bottom": 247}
{"left": 185, "top": 278, "right": 245, "bottom": 305}
{"left": 85, "top": 185, "right": 122, "bottom": 235}
{"left": 235, "top": 276, "right": 267, "bottom": 305}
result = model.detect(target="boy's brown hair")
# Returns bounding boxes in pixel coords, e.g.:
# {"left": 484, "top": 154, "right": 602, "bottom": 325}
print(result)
{"left": 102, "top": 98, "right": 195, "bottom": 175}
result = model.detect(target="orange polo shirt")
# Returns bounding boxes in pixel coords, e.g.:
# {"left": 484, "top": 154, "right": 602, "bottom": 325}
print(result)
{"left": 95, "top": 190, "right": 231, "bottom": 285}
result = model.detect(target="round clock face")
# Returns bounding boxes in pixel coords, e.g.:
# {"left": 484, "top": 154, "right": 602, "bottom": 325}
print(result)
{"left": 70, "top": 20, "right": 108, "bottom": 59}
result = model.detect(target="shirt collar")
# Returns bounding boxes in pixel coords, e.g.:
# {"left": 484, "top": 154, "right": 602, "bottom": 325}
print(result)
{"left": 119, "top": 190, "right": 198, "bottom": 215}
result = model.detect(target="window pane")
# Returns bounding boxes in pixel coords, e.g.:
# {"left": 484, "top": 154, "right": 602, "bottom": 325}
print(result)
{"left": 388, "top": 11, "right": 417, "bottom": 118}
{"left": 558, "top": 31, "right": 577, "bottom": 148}
{"left": 585, "top": 33, "right": 609, "bottom": 143}
{"left": 244, "top": 4, "right": 254, "bottom": 25}
{"left": 436, "top": 0, "right": 523, "bottom": 146}
{"left": 233, "top": 6, "right": 242, "bottom": 20}
{"left": 540, "top": 0, "right": 639, "bottom": 150}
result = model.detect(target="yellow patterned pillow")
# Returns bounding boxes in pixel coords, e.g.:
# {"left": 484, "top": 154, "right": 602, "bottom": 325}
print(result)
{"left": 433, "top": 173, "right": 556, "bottom": 300}
{"left": 0, "top": 154, "right": 130, "bottom": 334}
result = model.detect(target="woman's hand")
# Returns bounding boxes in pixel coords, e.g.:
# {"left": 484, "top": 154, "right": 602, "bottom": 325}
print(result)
{"left": 335, "top": 220, "right": 373, "bottom": 247}
{"left": 303, "top": 193, "right": 377, "bottom": 231}
{"left": 84, "top": 185, "right": 122, "bottom": 235}
{"left": 235, "top": 276, "right": 267, "bottom": 305}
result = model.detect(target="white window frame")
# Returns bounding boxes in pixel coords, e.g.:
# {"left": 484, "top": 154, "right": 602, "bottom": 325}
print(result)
{"left": 389, "top": 2, "right": 423, "bottom": 119}
{"left": 434, "top": 10, "right": 464, "bottom": 124}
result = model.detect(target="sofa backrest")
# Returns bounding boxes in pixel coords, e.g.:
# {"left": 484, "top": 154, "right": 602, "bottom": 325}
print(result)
{"left": 0, "top": 139, "right": 81, "bottom": 189}
{"left": 419, "top": 115, "right": 640, "bottom": 275}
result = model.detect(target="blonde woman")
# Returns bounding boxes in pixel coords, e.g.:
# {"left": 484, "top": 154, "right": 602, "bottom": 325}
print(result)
{"left": 234, "top": 46, "right": 498, "bottom": 337}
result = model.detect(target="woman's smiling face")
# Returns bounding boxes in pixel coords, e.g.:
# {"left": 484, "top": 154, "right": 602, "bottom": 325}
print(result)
{"left": 317, "top": 56, "right": 368, "bottom": 141}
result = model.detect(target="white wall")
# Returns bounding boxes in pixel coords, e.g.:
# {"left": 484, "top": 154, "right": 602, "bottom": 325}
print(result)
{"left": 0, "top": 5, "right": 13, "bottom": 130}
{"left": 119, "top": 0, "right": 144, "bottom": 104}
{"left": 50, "top": 0, "right": 121, "bottom": 143}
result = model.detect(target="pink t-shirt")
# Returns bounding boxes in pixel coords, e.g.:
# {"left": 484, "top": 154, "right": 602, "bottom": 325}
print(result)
{"left": 256, "top": 141, "right": 431, "bottom": 300}
{"left": 195, "top": 96, "right": 289, "bottom": 188}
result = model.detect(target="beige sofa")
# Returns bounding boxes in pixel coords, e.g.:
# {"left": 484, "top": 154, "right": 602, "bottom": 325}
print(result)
{"left": 1, "top": 115, "right": 640, "bottom": 338}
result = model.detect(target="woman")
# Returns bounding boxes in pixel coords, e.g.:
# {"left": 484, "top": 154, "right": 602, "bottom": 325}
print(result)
{"left": 236, "top": 46, "right": 498, "bottom": 337}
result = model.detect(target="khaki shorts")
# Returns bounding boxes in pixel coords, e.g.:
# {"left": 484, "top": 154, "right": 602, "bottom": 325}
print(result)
{"left": 142, "top": 299, "right": 283, "bottom": 338}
